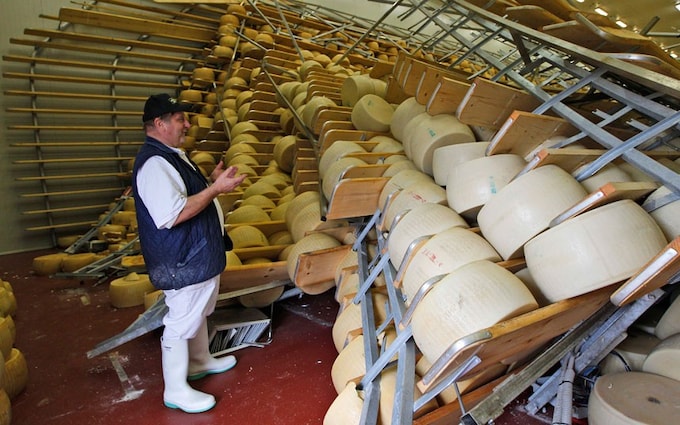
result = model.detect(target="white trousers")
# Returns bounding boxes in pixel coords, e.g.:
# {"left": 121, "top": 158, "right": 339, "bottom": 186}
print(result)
{"left": 162, "top": 275, "right": 220, "bottom": 340}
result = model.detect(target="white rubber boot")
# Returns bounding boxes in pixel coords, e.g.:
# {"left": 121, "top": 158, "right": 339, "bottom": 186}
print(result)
{"left": 161, "top": 337, "right": 216, "bottom": 413}
{"left": 188, "top": 319, "right": 237, "bottom": 381}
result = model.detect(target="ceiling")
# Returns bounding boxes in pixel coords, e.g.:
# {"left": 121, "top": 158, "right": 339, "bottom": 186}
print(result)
{"left": 570, "top": 0, "right": 680, "bottom": 57}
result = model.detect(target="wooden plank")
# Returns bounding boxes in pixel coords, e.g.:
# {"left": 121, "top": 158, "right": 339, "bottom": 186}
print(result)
{"left": 9, "top": 125, "right": 140, "bottom": 131}
{"left": 12, "top": 142, "right": 142, "bottom": 148}
{"left": 486, "top": 111, "right": 578, "bottom": 157}
{"left": 14, "top": 156, "right": 133, "bottom": 165}
{"left": 549, "top": 181, "right": 659, "bottom": 227}
{"left": 294, "top": 245, "right": 352, "bottom": 291}
{"left": 456, "top": 78, "right": 541, "bottom": 129}
{"left": 16, "top": 172, "right": 127, "bottom": 181}
{"left": 418, "top": 285, "right": 614, "bottom": 393}
{"left": 416, "top": 64, "right": 469, "bottom": 107}
{"left": 326, "top": 177, "right": 389, "bottom": 220}
{"left": 23, "top": 204, "right": 110, "bottom": 215}
{"left": 3, "top": 55, "right": 191, "bottom": 77}
{"left": 3, "top": 72, "right": 182, "bottom": 89}
{"left": 7, "top": 107, "right": 141, "bottom": 117}
{"left": 220, "top": 261, "right": 289, "bottom": 291}
{"left": 340, "top": 164, "right": 390, "bottom": 178}
{"left": 4, "top": 90, "right": 147, "bottom": 102}
{"left": 319, "top": 130, "right": 390, "bottom": 155}
{"left": 58, "top": 8, "right": 215, "bottom": 42}
{"left": 425, "top": 76, "right": 472, "bottom": 116}
{"left": 96, "top": 0, "right": 220, "bottom": 26}
{"left": 22, "top": 28, "right": 203, "bottom": 55}
{"left": 20, "top": 187, "right": 125, "bottom": 198}
{"left": 369, "top": 60, "right": 394, "bottom": 79}
{"left": 610, "top": 237, "right": 680, "bottom": 307}
{"left": 26, "top": 220, "right": 98, "bottom": 231}
{"left": 505, "top": 6, "right": 563, "bottom": 30}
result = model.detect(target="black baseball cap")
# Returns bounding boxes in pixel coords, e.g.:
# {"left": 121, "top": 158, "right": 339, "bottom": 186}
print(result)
{"left": 142, "top": 93, "right": 194, "bottom": 122}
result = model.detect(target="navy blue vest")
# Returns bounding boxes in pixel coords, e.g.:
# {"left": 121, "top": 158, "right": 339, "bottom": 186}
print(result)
{"left": 132, "top": 136, "right": 226, "bottom": 290}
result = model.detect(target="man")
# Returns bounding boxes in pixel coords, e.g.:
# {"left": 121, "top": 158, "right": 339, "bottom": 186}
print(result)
{"left": 132, "top": 93, "right": 247, "bottom": 413}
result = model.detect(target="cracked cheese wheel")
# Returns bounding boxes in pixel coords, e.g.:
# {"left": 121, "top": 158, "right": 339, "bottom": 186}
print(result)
{"left": 109, "top": 272, "right": 155, "bottom": 308}
{"left": 525, "top": 200, "right": 667, "bottom": 303}
{"left": 350, "top": 94, "right": 393, "bottom": 132}
{"left": 588, "top": 372, "right": 680, "bottom": 425}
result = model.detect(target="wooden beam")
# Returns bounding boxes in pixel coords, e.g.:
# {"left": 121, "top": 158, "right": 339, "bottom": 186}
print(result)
{"left": 95, "top": 0, "right": 220, "bottom": 26}
{"left": 4, "top": 90, "right": 147, "bottom": 102}
{"left": 23, "top": 204, "right": 111, "bottom": 215}
{"left": 7, "top": 107, "right": 141, "bottom": 116}
{"left": 26, "top": 220, "right": 98, "bottom": 231}
{"left": 3, "top": 72, "right": 181, "bottom": 89}
{"left": 16, "top": 172, "right": 128, "bottom": 181}
{"left": 14, "top": 157, "right": 134, "bottom": 165}
{"left": 9, "top": 125, "right": 140, "bottom": 131}
{"left": 3, "top": 55, "right": 191, "bottom": 77}
{"left": 12, "top": 142, "right": 142, "bottom": 148}
{"left": 20, "top": 187, "right": 125, "bottom": 198}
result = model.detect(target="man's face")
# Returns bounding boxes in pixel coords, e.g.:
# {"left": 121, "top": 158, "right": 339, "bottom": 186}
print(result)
{"left": 157, "top": 112, "right": 190, "bottom": 148}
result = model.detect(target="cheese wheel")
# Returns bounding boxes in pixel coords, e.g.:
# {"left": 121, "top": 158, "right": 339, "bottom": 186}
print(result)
{"left": 0, "top": 317, "right": 13, "bottom": 360}
{"left": 588, "top": 372, "right": 680, "bottom": 425}
{"left": 286, "top": 233, "right": 342, "bottom": 294}
{"left": 269, "top": 202, "right": 290, "bottom": 221}
{"left": 258, "top": 173, "right": 291, "bottom": 190}
{"left": 192, "top": 67, "right": 214, "bottom": 86}
{"left": 61, "top": 253, "right": 101, "bottom": 273}
{"left": 299, "top": 60, "right": 323, "bottom": 80}
{"left": 302, "top": 96, "right": 336, "bottom": 129}
{"left": 238, "top": 286, "right": 284, "bottom": 308}
{"left": 446, "top": 154, "right": 526, "bottom": 220}
{"left": 32, "top": 252, "right": 69, "bottom": 276}
{"left": 525, "top": 200, "right": 667, "bottom": 303}
{"left": 382, "top": 159, "right": 417, "bottom": 178}
{"left": 387, "top": 203, "right": 468, "bottom": 270}
{"left": 290, "top": 201, "right": 347, "bottom": 243}
{"left": 143, "top": 289, "right": 164, "bottom": 311}
{"left": 382, "top": 180, "right": 447, "bottom": 232}
{"left": 648, "top": 186, "right": 680, "bottom": 241}
{"left": 322, "top": 157, "right": 367, "bottom": 200}
{"left": 642, "top": 333, "right": 680, "bottom": 381}
{"left": 243, "top": 181, "right": 280, "bottom": 199}
{"left": 323, "top": 382, "right": 363, "bottom": 425}
{"left": 227, "top": 205, "right": 271, "bottom": 224}
{"left": 577, "top": 163, "right": 632, "bottom": 193}
{"left": 0, "top": 389, "right": 9, "bottom": 425}
{"left": 319, "top": 141, "right": 367, "bottom": 179}
{"left": 655, "top": 294, "right": 680, "bottom": 339}
{"left": 97, "top": 224, "right": 127, "bottom": 242}
{"left": 224, "top": 144, "right": 257, "bottom": 163}
{"left": 334, "top": 249, "right": 359, "bottom": 285}
{"left": 212, "top": 45, "right": 234, "bottom": 58}
{"left": 599, "top": 330, "right": 661, "bottom": 375}
{"left": 219, "top": 13, "right": 239, "bottom": 27}
{"left": 227, "top": 154, "right": 259, "bottom": 168}
{"left": 350, "top": 94, "right": 393, "bottom": 132}
{"left": 178, "top": 89, "right": 202, "bottom": 103}
{"left": 3, "top": 348, "right": 27, "bottom": 400}
{"left": 268, "top": 230, "right": 294, "bottom": 246}
{"left": 0, "top": 288, "right": 16, "bottom": 318}
{"left": 390, "top": 97, "right": 426, "bottom": 143}
{"left": 225, "top": 250, "right": 242, "bottom": 268}
{"left": 273, "top": 135, "right": 297, "bottom": 173}
{"left": 341, "top": 75, "right": 383, "bottom": 107}
{"left": 432, "top": 142, "right": 491, "bottom": 186}
{"left": 109, "top": 272, "right": 155, "bottom": 308}
{"left": 401, "top": 226, "right": 500, "bottom": 302}
{"left": 240, "top": 194, "right": 277, "bottom": 210}
{"left": 370, "top": 136, "right": 403, "bottom": 154}
{"left": 406, "top": 114, "right": 476, "bottom": 176}
{"left": 229, "top": 225, "right": 270, "bottom": 249}
{"left": 513, "top": 268, "right": 550, "bottom": 307}
{"left": 477, "top": 164, "right": 588, "bottom": 260}
{"left": 285, "top": 191, "right": 320, "bottom": 226}
{"left": 411, "top": 260, "right": 538, "bottom": 364}
{"left": 380, "top": 170, "right": 433, "bottom": 209}
{"left": 331, "top": 335, "right": 367, "bottom": 394}
{"left": 332, "top": 290, "right": 388, "bottom": 352}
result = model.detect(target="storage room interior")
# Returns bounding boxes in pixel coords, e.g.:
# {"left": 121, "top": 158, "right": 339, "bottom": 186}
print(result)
{"left": 1, "top": 0, "right": 680, "bottom": 424}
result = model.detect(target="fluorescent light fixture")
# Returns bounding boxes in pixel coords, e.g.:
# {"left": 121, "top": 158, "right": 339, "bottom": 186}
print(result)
{"left": 594, "top": 7, "right": 608, "bottom": 16}
{"left": 615, "top": 20, "right": 627, "bottom": 28}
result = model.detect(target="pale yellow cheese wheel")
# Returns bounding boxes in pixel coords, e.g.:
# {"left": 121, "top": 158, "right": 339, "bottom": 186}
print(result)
{"left": 513, "top": 268, "right": 550, "bottom": 307}
{"left": 599, "top": 330, "right": 660, "bottom": 375}
{"left": 268, "top": 230, "right": 294, "bottom": 246}
{"left": 382, "top": 158, "right": 417, "bottom": 178}
{"left": 0, "top": 389, "right": 9, "bottom": 425}
{"left": 228, "top": 225, "right": 270, "bottom": 248}
{"left": 290, "top": 201, "right": 347, "bottom": 243}
{"left": 323, "top": 382, "right": 363, "bottom": 425}
{"left": 382, "top": 180, "right": 448, "bottom": 232}
{"left": 525, "top": 200, "right": 667, "bottom": 303}
{"left": 322, "top": 157, "right": 367, "bottom": 200}
{"left": 648, "top": 186, "right": 680, "bottom": 241}
{"left": 299, "top": 60, "right": 323, "bottom": 80}
{"left": 302, "top": 96, "right": 337, "bottom": 129}
{"left": 273, "top": 135, "right": 297, "bottom": 173}
{"left": 380, "top": 170, "right": 433, "bottom": 209}
{"left": 3, "top": 348, "right": 27, "bottom": 400}
{"left": 446, "top": 154, "right": 526, "bottom": 220}
{"left": 401, "top": 226, "right": 500, "bottom": 302}
{"left": 143, "top": 289, "right": 164, "bottom": 311}
{"left": 477, "top": 164, "right": 588, "bottom": 260}
{"left": 431, "top": 142, "right": 490, "bottom": 186}
{"left": 227, "top": 154, "right": 259, "bottom": 167}
{"left": 238, "top": 286, "right": 284, "bottom": 308}
{"left": 411, "top": 260, "right": 538, "bottom": 364}
{"left": 0, "top": 317, "right": 14, "bottom": 360}
{"left": 588, "top": 372, "right": 680, "bottom": 425}
{"left": 334, "top": 249, "right": 359, "bottom": 285}
{"left": 269, "top": 202, "right": 290, "bottom": 221}
{"left": 387, "top": 203, "right": 468, "bottom": 270}
{"left": 225, "top": 144, "right": 257, "bottom": 163}
{"left": 285, "top": 191, "right": 320, "bottom": 227}
{"left": 331, "top": 335, "right": 366, "bottom": 394}
{"left": 243, "top": 181, "right": 280, "bottom": 199}
{"left": 406, "top": 114, "right": 476, "bottom": 176}
{"left": 109, "top": 272, "right": 155, "bottom": 308}
{"left": 655, "top": 294, "right": 680, "bottom": 339}
{"left": 241, "top": 194, "right": 276, "bottom": 210}
{"left": 370, "top": 136, "right": 403, "bottom": 154}
{"left": 319, "top": 141, "right": 367, "bottom": 179}
{"left": 225, "top": 250, "right": 242, "bottom": 268}
{"left": 226, "top": 205, "right": 271, "bottom": 224}
{"left": 32, "top": 252, "right": 69, "bottom": 276}
{"left": 642, "top": 333, "right": 680, "bottom": 381}
{"left": 390, "top": 97, "right": 426, "bottom": 143}
{"left": 341, "top": 75, "right": 385, "bottom": 107}
{"left": 61, "top": 253, "right": 102, "bottom": 273}
{"left": 578, "top": 163, "right": 633, "bottom": 193}
{"left": 332, "top": 290, "right": 388, "bottom": 352}
{"left": 286, "top": 233, "right": 342, "bottom": 294}
{"left": 350, "top": 94, "right": 393, "bottom": 133}
{"left": 178, "top": 89, "right": 202, "bottom": 103}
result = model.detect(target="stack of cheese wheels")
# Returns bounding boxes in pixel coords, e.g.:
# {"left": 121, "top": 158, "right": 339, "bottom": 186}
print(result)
{"left": 322, "top": 157, "right": 367, "bottom": 200}
{"left": 402, "top": 113, "right": 476, "bottom": 176}
{"left": 378, "top": 169, "right": 433, "bottom": 211}
{"left": 524, "top": 199, "right": 667, "bottom": 303}
{"left": 332, "top": 290, "right": 388, "bottom": 352}
{"left": 401, "top": 226, "right": 501, "bottom": 302}
{"left": 477, "top": 164, "right": 588, "bottom": 260}
{"left": 340, "top": 75, "right": 387, "bottom": 107}
{"left": 411, "top": 260, "right": 538, "bottom": 364}
{"left": 576, "top": 163, "right": 632, "bottom": 193}
{"left": 598, "top": 330, "right": 661, "bottom": 375}
{"left": 286, "top": 233, "right": 342, "bottom": 295}
{"left": 382, "top": 179, "right": 448, "bottom": 232}
{"left": 647, "top": 185, "right": 680, "bottom": 241}
{"left": 109, "top": 272, "right": 155, "bottom": 308}
{"left": 588, "top": 372, "right": 680, "bottom": 425}
{"left": 387, "top": 203, "right": 468, "bottom": 270}
{"left": 432, "top": 142, "right": 490, "bottom": 186}
{"left": 446, "top": 154, "right": 526, "bottom": 220}
{"left": 319, "top": 141, "right": 367, "bottom": 179}
{"left": 642, "top": 333, "right": 680, "bottom": 380}
{"left": 390, "top": 97, "right": 426, "bottom": 142}
{"left": 350, "top": 94, "right": 393, "bottom": 133}
{"left": 655, "top": 295, "right": 680, "bottom": 339}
